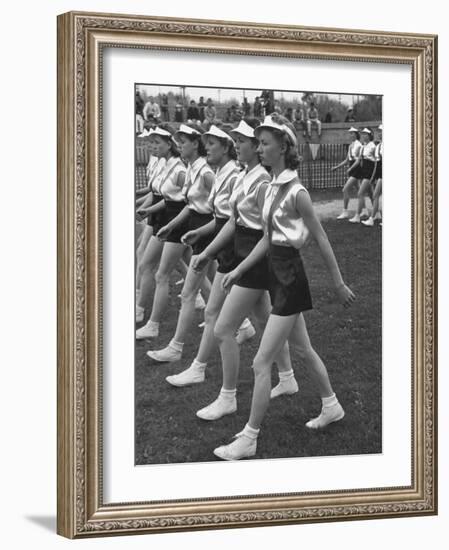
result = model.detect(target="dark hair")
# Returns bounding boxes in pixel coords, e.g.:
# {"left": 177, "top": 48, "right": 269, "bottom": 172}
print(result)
{"left": 157, "top": 123, "right": 181, "bottom": 157}
{"left": 182, "top": 125, "right": 207, "bottom": 157}
{"left": 270, "top": 127, "right": 301, "bottom": 170}
{"left": 217, "top": 136, "right": 237, "bottom": 161}
{"left": 350, "top": 130, "right": 360, "bottom": 140}
{"left": 363, "top": 127, "right": 374, "bottom": 141}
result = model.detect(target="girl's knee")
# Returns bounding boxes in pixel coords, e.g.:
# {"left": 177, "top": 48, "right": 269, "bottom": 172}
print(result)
{"left": 213, "top": 320, "right": 235, "bottom": 342}
{"left": 154, "top": 268, "right": 170, "bottom": 285}
{"left": 204, "top": 305, "right": 219, "bottom": 325}
{"left": 180, "top": 286, "right": 198, "bottom": 305}
{"left": 252, "top": 353, "right": 274, "bottom": 377}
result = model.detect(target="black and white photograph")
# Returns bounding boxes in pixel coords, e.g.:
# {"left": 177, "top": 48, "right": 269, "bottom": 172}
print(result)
{"left": 134, "top": 84, "right": 383, "bottom": 465}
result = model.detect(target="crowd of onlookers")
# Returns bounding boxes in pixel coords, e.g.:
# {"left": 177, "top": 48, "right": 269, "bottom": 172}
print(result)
{"left": 136, "top": 90, "right": 360, "bottom": 139}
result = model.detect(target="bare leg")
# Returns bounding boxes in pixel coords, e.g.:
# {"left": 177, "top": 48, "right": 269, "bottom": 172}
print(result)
{"left": 137, "top": 236, "right": 163, "bottom": 309}
{"left": 150, "top": 241, "right": 186, "bottom": 323}
{"left": 356, "top": 179, "right": 372, "bottom": 216}
{"left": 342, "top": 177, "right": 359, "bottom": 210}
{"left": 136, "top": 225, "right": 153, "bottom": 289}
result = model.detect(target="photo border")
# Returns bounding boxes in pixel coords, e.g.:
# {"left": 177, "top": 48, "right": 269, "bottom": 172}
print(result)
{"left": 57, "top": 11, "right": 437, "bottom": 538}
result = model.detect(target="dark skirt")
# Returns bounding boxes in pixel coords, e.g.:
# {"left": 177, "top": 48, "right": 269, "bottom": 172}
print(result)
{"left": 268, "top": 244, "right": 313, "bottom": 317}
{"left": 161, "top": 200, "right": 188, "bottom": 243}
{"left": 187, "top": 210, "right": 215, "bottom": 255}
{"left": 213, "top": 217, "right": 236, "bottom": 274}
{"left": 347, "top": 160, "right": 363, "bottom": 180}
{"left": 234, "top": 225, "right": 270, "bottom": 290}
{"left": 374, "top": 160, "right": 382, "bottom": 179}
{"left": 359, "top": 159, "right": 376, "bottom": 180}
{"left": 146, "top": 194, "right": 163, "bottom": 228}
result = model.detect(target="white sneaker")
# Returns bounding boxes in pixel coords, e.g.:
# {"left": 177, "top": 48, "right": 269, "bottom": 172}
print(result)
{"left": 348, "top": 214, "right": 361, "bottom": 223}
{"left": 136, "top": 305, "right": 145, "bottom": 323}
{"left": 270, "top": 376, "right": 299, "bottom": 399}
{"left": 196, "top": 395, "right": 237, "bottom": 421}
{"left": 146, "top": 344, "right": 182, "bottom": 363}
{"left": 195, "top": 292, "right": 206, "bottom": 310}
{"left": 236, "top": 323, "right": 256, "bottom": 345}
{"left": 198, "top": 321, "right": 205, "bottom": 328}
{"left": 305, "top": 402, "right": 345, "bottom": 429}
{"left": 175, "top": 278, "right": 185, "bottom": 286}
{"left": 362, "top": 217, "right": 374, "bottom": 227}
{"left": 166, "top": 363, "right": 206, "bottom": 387}
{"left": 213, "top": 433, "right": 257, "bottom": 461}
{"left": 336, "top": 211, "right": 350, "bottom": 220}
{"left": 136, "top": 321, "right": 159, "bottom": 339}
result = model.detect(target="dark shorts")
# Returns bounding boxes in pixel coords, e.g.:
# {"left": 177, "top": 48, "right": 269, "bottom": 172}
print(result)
{"left": 187, "top": 210, "right": 215, "bottom": 255}
{"left": 268, "top": 245, "right": 313, "bottom": 317}
{"left": 374, "top": 160, "right": 382, "bottom": 179}
{"left": 234, "top": 225, "right": 270, "bottom": 290}
{"left": 146, "top": 194, "right": 163, "bottom": 228}
{"left": 347, "top": 160, "right": 363, "bottom": 180}
{"left": 359, "top": 159, "right": 376, "bottom": 180}
{"left": 213, "top": 217, "right": 237, "bottom": 274}
{"left": 162, "top": 200, "right": 188, "bottom": 243}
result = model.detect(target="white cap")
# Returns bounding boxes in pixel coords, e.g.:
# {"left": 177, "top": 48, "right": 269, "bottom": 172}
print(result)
{"left": 202, "top": 124, "right": 235, "bottom": 146}
{"left": 254, "top": 116, "right": 297, "bottom": 146}
{"left": 348, "top": 126, "right": 359, "bottom": 133}
{"left": 378, "top": 124, "right": 383, "bottom": 130}
{"left": 360, "top": 127, "right": 373, "bottom": 135}
{"left": 229, "top": 120, "right": 255, "bottom": 139}
{"left": 152, "top": 126, "right": 175, "bottom": 139}
{"left": 175, "top": 124, "right": 202, "bottom": 138}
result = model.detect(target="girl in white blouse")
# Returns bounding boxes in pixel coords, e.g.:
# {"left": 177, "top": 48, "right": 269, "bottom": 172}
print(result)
{"left": 348, "top": 127, "right": 376, "bottom": 223}
{"left": 176, "top": 118, "right": 299, "bottom": 419}
{"left": 134, "top": 125, "right": 187, "bottom": 340}
{"left": 146, "top": 125, "right": 252, "bottom": 363}
{"left": 212, "top": 116, "right": 355, "bottom": 460}
{"left": 362, "top": 124, "right": 383, "bottom": 227}
{"left": 141, "top": 124, "right": 216, "bottom": 355}
{"left": 331, "top": 127, "right": 363, "bottom": 220}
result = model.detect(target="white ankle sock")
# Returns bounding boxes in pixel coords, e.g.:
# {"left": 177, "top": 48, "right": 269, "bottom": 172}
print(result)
{"left": 220, "top": 388, "right": 236, "bottom": 401}
{"left": 169, "top": 339, "right": 184, "bottom": 352}
{"left": 242, "top": 423, "right": 260, "bottom": 439}
{"left": 192, "top": 358, "right": 207, "bottom": 370}
{"left": 136, "top": 305, "right": 144, "bottom": 313}
{"left": 278, "top": 369, "right": 294, "bottom": 381}
{"left": 322, "top": 393, "right": 338, "bottom": 408}
{"left": 146, "top": 320, "right": 159, "bottom": 329}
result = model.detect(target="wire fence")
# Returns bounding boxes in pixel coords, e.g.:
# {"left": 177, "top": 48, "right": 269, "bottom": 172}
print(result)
{"left": 135, "top": 140, "right": 349, "bottom": 190}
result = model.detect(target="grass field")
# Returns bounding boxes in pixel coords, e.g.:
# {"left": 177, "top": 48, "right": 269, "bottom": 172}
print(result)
{"left": 135, "top": 212, "right": 382, "bottom": 465}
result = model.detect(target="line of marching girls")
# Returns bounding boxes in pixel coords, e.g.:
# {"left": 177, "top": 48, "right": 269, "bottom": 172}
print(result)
{"left": 332, "top": 124, "right": 383, "bottom": 226}
{"left": 135, "top": 115, "right": 355, "bottom": 461}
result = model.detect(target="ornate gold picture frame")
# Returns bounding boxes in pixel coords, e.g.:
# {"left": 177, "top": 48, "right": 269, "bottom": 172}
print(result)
{"left": 57, "top": 11, "right": 437, "bottom": 538}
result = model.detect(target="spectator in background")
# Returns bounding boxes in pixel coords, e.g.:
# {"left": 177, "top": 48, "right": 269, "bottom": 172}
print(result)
{"left": 293, "top": 104, "right": 307, "bottom": 137}
{"left": 306, "top": 102, "right": 322, "bottom": 138}
{"left": 273, "top": 100, "right": 282, "bottom": 115}
{"left": 136, "top": 90, "right": 145, "bottom": 134}
{"left": 325, "top": 112, "right": 332, "bottom": 123}
{"left": 160, "top": 93, "right": 169, "bottom": 121}
{"left": 204, "top": 98, "right": 217, "bottom": 129}
{"left": 143, "top": 96, "right": 161, "bottom": 121}
{"left": 242, "top": 97, "right": 251, "bottom": 117}
{"left": 198, "top": 96, "right": 206, "bottom": 122}
{"left": 187, "top": 100, "right": 201, "bottom": 123}
{"left": 345, "top": 108, "right": 356, "bottom": 122}
{"left": 285, "top": 106, "right": 294, "bottom": 122}
{"left": 253, "top": 97, "right": 262, "bottom": 118}
{"left": 174, "top": 97, "right": 184, "bottom": 123}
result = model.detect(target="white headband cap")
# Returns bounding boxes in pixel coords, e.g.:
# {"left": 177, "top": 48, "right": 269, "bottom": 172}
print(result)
{"left": 229, "top": 120, "right": 255, "bottom": 139}
{"left": 175, "top": 124, "right": 202, "bottom": 137}
{"left": 254, "top": 116, "right": 297, "bottom": 146}
{"left": 202, "top": 124, "right": 235, "bottom": 146}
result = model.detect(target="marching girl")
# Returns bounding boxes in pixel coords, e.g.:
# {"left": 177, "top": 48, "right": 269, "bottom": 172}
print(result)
{"left": 135, "top": 125, "right": 187, "bottom": 339}
{"left": 331, "top": 127, "right": 362, "bottom": 220}
{"left": 149, "top": 125, "right": 253, "bottom": 370}
{"left": 179, "top": 119, "right": 298, "bottom": 421}
{"left": 362, "top": 124, "right": 383, "bottom": 227}
{"left": 142, "top": 123, "right": 217, "bottom": 359}
{"left": 347, "top": 127, "right": 376, "bottom": 223}
{"left": 211, "top": 115, "right": 355, "bottom": 460}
